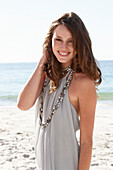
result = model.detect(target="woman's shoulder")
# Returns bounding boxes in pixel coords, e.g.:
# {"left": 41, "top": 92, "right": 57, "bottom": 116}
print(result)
{"left": 73, "top": 72, "right": 93, "bottom": 82}
{"left": 72, "top": 72, "right": 95, "bottom": 91}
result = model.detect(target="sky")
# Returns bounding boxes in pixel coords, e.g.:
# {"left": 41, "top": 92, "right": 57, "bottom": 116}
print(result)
{"left": 0, "top": 0, "right": 113, "bottom": 63}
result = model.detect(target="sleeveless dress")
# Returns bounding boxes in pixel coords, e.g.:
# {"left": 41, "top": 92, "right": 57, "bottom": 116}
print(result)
{"left": 35, "top": 73, "right": 80, "bottom": 170}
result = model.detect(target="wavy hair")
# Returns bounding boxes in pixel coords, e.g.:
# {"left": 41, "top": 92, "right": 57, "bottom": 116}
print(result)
{"left": 43, "top": 12, "right": 102, "bottom": 90}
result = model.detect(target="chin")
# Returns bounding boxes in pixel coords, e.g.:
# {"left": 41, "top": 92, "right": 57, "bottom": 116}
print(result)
{"left": 56, "top": 56, "right": 72, "bottom": 62}
{"left": 57, "top": 58, "right": 68, "bottom": 63}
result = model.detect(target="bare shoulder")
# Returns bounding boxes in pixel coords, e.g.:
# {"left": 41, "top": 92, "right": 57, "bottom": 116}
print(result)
{"left": 72, "top": 72, "right": 96, "bottom": 94}
{"left": 68, "top": 73, "right": 97, "bottom": 116}
{"left": 73, "top": 72, "right": 93, "bottom": 82}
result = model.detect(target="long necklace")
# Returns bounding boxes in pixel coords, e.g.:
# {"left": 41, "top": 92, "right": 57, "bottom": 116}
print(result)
{"left": 38, "top": 66, "right": 74, "bottom": 129}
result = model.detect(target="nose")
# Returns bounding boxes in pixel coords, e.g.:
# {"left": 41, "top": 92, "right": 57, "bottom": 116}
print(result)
{"left": 61, "top": 42, "right": 67, "bottom": 49}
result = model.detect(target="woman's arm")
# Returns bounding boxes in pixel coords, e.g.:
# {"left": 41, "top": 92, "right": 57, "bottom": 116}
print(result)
{"left": 78, "top": 77, "right": 97, "bottom": 170}
{"left": 17, "top": 54, "right": 47, "bottom": 111}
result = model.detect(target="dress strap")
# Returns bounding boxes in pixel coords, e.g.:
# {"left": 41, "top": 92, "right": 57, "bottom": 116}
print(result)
{"left": 63, "top": 69, "right": 73, "bottom": 80}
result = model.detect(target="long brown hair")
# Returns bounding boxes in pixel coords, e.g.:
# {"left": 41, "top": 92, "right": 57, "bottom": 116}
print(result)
{"left": 43, "top": 12, "right": 102, "bottom": 89}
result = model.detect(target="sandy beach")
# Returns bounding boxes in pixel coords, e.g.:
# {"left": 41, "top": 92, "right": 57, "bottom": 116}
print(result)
{"left": 0, "top": 102, "right": 113, "bottom": 170}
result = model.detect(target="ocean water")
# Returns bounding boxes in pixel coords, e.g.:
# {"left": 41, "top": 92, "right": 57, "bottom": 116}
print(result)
{"left": 0, "top": 60, "right": 113, "bottom": 106}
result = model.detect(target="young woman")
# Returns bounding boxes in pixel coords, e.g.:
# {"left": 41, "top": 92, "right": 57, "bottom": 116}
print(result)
{"left": 17, "top": 12, "right": 102, "bottom": 170}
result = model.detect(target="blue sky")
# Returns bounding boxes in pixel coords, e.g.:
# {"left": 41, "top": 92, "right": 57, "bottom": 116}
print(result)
{"left": 0, "top": 0, "right": 113, "bottom": 63}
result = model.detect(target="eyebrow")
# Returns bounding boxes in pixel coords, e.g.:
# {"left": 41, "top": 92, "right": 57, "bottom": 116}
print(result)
{"left": 55, "top": 35, "right": 73, "bottom": 40}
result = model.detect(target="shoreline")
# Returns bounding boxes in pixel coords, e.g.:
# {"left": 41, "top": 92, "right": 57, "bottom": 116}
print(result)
{"left": 0, "top": 104, "right": 113, "bottom": 169}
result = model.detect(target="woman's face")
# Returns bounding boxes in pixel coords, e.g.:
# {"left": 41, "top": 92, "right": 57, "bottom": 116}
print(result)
{"left": 52, "top": 24, "right": 77, "bottom": 68}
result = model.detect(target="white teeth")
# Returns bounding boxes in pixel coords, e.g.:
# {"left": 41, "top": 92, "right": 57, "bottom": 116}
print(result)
{"left": 59, "top": 52, "right": 68, "bottom": 55}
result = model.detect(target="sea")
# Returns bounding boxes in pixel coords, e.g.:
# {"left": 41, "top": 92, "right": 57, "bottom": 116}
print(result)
{"left": 0, "top": 60, "right": 113, "bottom": 106}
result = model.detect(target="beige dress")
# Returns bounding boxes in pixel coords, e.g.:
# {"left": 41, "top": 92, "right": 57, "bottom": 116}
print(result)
{"left": 35, "top": 73, "right": 80, "bottom": 170}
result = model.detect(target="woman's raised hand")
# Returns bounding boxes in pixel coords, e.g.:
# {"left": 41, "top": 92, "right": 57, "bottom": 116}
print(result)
{"left": 39, "top": 51, "right": 47, "bottom": 68}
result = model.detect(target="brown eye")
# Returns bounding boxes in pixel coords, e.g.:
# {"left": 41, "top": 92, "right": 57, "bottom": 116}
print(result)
{"left": 68, "top": 40, "right": 73, "bottom": 43}
{"left": 55, "top": 38, "right": 62, "bottom": 41}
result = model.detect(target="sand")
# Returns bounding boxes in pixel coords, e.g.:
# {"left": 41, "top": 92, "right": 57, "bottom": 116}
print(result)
{"left": 0, "top": 102, "right": 113, "bottom": 170}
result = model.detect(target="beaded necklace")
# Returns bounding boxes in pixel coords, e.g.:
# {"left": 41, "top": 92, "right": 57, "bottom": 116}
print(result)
{"left": 38, "top": 66, "right": 74, "bottom": 129}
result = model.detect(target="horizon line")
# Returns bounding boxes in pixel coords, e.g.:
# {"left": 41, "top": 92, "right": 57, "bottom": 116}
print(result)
{"left": 0, "top": 59, "right": 113, "bottom": 64}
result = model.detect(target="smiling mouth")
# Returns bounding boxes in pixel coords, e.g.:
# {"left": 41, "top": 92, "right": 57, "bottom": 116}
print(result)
{"left": 58, "top": 51, "right": 70, "bottom": 56}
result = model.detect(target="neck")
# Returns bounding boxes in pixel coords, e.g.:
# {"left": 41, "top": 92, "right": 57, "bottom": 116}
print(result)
{"left": 61, "top": 61, "right": 72, "bottom": 69}
{"left": 62, "top": 65, "right": 70, "bottom": 69}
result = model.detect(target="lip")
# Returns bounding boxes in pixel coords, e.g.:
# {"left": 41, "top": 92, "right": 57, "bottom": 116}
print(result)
{"left": 58, "top": 51, "right": 70, "bottom": 56}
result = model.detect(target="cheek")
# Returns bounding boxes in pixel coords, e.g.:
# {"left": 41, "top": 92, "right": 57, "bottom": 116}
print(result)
{"left": 52, "top": 38, "right": 60, "bottom": 49}
{"left": 52, "top": 40, "right": 59, "bottom": 54}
